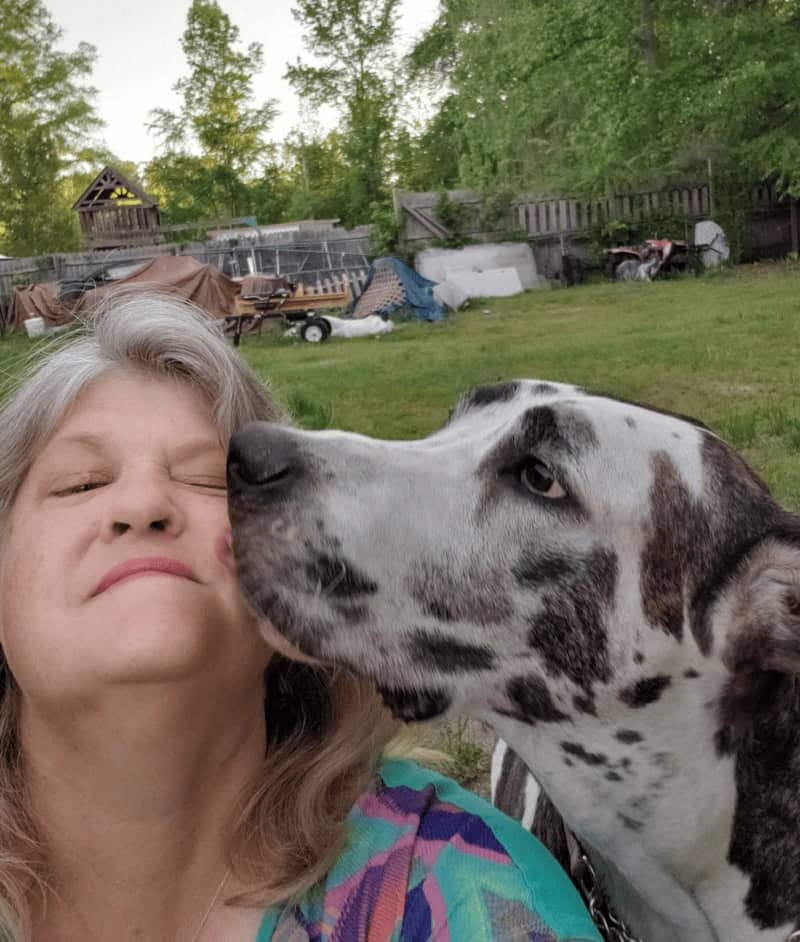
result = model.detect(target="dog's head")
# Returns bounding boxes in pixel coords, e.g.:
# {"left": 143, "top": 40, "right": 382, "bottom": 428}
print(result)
{"left": 226, "top": 380, "right": 800, "bottom": 742}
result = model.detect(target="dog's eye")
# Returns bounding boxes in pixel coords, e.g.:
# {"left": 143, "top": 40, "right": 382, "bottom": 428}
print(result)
{"left": 519, "top": 459, "right": 566, "bottom": 499}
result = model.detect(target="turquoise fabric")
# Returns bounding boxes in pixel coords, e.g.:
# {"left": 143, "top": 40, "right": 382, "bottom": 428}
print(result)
{"left": 255, "top": 758, "right": 600, "bottom": 941}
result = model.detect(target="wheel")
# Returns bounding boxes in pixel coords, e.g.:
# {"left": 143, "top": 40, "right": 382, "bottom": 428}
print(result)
{"left": 317, "top": 316, "right": 332, "bottom": 338}
{"left": 301, "top": 318, "right": 328, "bottom": 343}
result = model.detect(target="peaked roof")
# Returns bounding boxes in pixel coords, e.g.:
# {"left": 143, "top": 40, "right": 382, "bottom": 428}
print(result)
{"left": 72, "top": 166, "right": 158, "bottom": 211}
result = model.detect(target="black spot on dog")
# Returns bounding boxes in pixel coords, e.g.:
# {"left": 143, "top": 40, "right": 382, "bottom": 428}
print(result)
{"left": 642, "top": 439, "right": 780, "bottom": 657}
{"left": 500, "top": 675, "right": 569, "bottom": 725}
{"left": 640, "top": 452, "right": 700, "bottom": 642}
{"left": 684, "top": 668, "right": 701, "bottom": 679}
{"left": 615, "top": 729, "right": 644, "bottom": 744}
{"left": 619, "top": 675, "right": 671, "bottom": 708}
{"left": 617, "top": 812, "right": 644, "bottom": 832}
{"left": 410, "top": 630, "right": 496, "bottom": 672}
{"left": 651, "top": 751, "right": 675, "bottom": 771}
{"left": 513, "top": 549, "right": 575, "bottom": 589}
{"left": 377, "top": 686, "right": 451, "bottom": 722}
{"left": 519, "top": 405, "right": 599, "bottom": 459}
{"left": 561, "top": 741, "right": 607, "bottom": 766}
{"left": 606, "top": 770, "right": 624, "bottom": 782}
{"left": 634, "top": 651, "right": 645, "bottom": 664}
{"left": 563, "top": 757, "right": 574, "bottom": 767}
{"left": 719, "top": 669, "right": 800, "bottom": 928}
{"left": 527, "top": 547, "right": 618, "bottom": 693}
{"left": 625, "top": 416, "right": 637, "bottom": 429}
{"left": 573, "top": 694, "right": 596, "bottom": 715}
{"left": 458, "top": 382, "right": 521, "bottom": 412}
{"left": 408, "top": 560, "right": 513, "bottom": 626}
{"left": 304, "top": 551, "right": 377, "bottom": 598}
{"left": 531, "top": 382, "right": 559, "bottom": 396}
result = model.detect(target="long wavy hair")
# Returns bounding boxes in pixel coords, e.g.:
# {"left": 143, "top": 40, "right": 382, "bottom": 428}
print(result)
{"left": 0, "top": 292, "right": 398, "bottom": 939}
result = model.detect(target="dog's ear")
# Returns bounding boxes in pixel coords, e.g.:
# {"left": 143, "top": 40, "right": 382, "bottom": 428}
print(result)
{"left": 722, "top": 538, "right": 800, "bottom": 676}
{"left": 715, "top": 539, "right": 800, "bottom": 754}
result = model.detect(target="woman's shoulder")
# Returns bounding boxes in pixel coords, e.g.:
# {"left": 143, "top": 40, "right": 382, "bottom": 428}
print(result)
{"left": 257, "top": 758, "right": 601, "bottom": 941}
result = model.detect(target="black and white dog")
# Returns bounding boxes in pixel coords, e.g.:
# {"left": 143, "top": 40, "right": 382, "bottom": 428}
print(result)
{"left": 226, "top": 380, "right": 800, "bottom": 942}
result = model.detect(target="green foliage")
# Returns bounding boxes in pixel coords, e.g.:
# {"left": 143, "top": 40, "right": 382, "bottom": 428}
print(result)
{"left": 147, "top": 0, "right": 278, "bottom": 221}
{"left": 408, "top": 0, "right": 800, "bottom": 240}
{"left": 0, "top": 0, "right": 100, "bottom": 255}
{"left": 438, "top": 719, "right": 490, "bottom": 790}
{"left": 281, "top": 130, "right": 349, "bottom": 222}
{"left": 433, "top": 190, "right": 470, "bottom": 247}
{"left": 390, "top": 101, "right": 463, "bottom": 192}
{"left": 368, "top": 199, "right": 402, "bottom": 257}
{"left": 287, "top": 0, "right": 401, "bottom": 226}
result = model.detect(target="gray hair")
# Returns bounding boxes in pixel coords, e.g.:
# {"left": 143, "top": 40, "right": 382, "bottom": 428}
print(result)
{"left": 0, "top": 290, "right": 285, "bottom": 530}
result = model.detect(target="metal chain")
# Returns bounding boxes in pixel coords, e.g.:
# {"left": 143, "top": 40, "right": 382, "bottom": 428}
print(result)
{"left": 573, "top": 851, "right": 643, "bottom": 942}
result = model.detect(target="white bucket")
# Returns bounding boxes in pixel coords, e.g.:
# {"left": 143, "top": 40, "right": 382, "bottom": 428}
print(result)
{"left": 24, "top": 316, "right": 46, "bottom": 338}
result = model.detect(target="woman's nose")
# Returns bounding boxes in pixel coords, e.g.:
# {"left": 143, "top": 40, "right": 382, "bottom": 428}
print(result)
{"left": 102, "top": 472, "right": 185, "bottom": 540}
{"left": 110, "top": 516, "right": 171, "bottom": 536}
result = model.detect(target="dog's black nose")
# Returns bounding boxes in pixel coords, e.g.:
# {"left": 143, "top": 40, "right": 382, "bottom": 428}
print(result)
{"left": 227, "top": 424, "right": 302, "bottom": 493}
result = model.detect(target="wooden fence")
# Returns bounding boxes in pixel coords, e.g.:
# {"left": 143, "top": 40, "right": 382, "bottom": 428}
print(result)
{"left": 395, "top": 180, "right": 792, "bottom": 252}
{"left": 512, "top": 184, "right": 711, "bottom": 239}
{"left": 395, "top": 180, "right": 796, "bottom": 275}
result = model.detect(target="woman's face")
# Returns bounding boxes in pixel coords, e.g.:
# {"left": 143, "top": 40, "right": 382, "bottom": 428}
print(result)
{"left": 0, "top": 370, "right": 271, "bottom": 706}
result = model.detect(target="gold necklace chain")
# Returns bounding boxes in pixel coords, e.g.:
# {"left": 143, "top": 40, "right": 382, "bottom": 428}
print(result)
{"left": 60, "top": 865, "right": 232, "bottom": 942}
{"left": 188, "top": 866, "right": 232, "bottom": 942}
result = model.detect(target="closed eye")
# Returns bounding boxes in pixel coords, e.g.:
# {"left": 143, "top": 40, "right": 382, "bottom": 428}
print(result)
{"left": 179, "top": 477, "right": 227, "bottom": 491}
{"left": 53, "top": 480, "right": 107, "bottom": 497}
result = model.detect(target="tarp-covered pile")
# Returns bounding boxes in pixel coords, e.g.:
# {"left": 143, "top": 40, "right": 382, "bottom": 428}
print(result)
{"left": 352, "top": 256, "right": 444, "bottom": 322}
{"left": 10, "top": 256, "right": 240, "bottom": 331}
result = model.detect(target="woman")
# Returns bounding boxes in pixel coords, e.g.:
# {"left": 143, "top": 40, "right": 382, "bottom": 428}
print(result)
{"left": 0, "top": 292, "right": 600, "bottom": 941}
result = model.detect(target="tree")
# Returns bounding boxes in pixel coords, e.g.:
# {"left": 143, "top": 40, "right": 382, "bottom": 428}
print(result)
{"left": 0, "top": 0, "right": 100, "bottom": 255}
{"left": 409, "top": 0, "right": 800, "bottom": 209}
{"left": 286, "top": 0, "right": 401, "bottom": 226}
{"left": 281, "top": 130, "right": 350, "bottom": 221}
{"left": 148, "top": 0, "right": 278, "bottom": 220}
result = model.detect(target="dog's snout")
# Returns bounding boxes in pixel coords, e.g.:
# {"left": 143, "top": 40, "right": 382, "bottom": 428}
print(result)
{"left": 228, "top": 424, "right": 302, "bottom": 493}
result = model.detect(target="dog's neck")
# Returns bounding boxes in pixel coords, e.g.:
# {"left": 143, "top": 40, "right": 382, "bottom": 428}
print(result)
{"left": 484, "top": 672, "right": 800, "bottom": 942}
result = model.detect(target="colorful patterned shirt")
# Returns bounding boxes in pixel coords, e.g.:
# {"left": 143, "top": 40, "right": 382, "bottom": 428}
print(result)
{"left": 255, "top": 759, "right": 601, "bottom": 941}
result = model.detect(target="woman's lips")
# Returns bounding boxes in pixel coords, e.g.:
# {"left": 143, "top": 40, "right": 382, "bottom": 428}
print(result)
{"left": 93, "top": 557, "right": 198, "bottom": 596}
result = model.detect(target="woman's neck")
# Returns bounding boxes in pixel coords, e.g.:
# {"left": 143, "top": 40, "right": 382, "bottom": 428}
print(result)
{"left": 22, "top": 676, "right": 267, "bottom": 940}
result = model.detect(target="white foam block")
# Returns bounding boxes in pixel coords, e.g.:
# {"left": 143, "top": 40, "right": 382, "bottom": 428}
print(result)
{"left": 447, "top": 267, "right": 524, "bottom": 298}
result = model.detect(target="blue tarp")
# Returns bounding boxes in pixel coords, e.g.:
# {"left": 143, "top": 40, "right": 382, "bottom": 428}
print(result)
{"left": 355, "top": 256, "right": 445, "bottom": 322}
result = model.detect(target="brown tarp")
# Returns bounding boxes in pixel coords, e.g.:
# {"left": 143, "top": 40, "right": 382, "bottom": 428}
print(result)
{"left": 10, "top": 255, "right": 241, "bottom": 331}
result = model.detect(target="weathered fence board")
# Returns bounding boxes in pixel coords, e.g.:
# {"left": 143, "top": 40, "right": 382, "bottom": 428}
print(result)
{"left": 395, "top": 181, "right": 792, "bottom": 267}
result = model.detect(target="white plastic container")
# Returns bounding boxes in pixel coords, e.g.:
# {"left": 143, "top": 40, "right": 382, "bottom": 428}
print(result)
{"left": 24, "top": 316, "right": 46, "bottom": 338}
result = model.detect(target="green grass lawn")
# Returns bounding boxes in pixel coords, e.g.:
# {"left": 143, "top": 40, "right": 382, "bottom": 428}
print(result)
{"left": 4, "top": 260, "right": 800, "bottom": 506}
{"left": 250, "top": 261, "right": 800, "bottom": 509}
